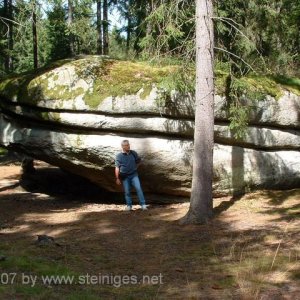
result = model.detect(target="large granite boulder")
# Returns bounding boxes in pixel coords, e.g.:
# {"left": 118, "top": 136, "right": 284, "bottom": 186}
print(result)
{"left": 0, "top": 56, "right": 299, "bottom": 197}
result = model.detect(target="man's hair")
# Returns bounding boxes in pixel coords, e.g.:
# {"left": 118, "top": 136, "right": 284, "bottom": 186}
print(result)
{"left": 121, "top": 139, "right": 129, "bottom": 145}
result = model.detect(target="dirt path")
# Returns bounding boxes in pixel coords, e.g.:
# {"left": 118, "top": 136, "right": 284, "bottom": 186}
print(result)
{"left": 0, "top": 160, "right": 299, "bottom": 299}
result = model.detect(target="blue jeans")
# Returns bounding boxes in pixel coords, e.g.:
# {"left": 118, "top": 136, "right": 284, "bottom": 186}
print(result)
{"left": 122, "top": 172, "right": 146, "bottom": 207}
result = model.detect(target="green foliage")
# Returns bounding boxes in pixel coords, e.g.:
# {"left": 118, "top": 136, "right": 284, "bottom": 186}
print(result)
{"left": 66, "top": 0, "right": 97, "bottom": 55}
{"left": 0, "top": 0, "right": 299, "bottom": 78}
{"left": 0, "top": 254, "right": 75, "bottom": 277}
{"left": 140, "top": 0, "right": 195, "bottom": 59}
{"left": 271, "top": 75, "right": 300, "bottom": 95}
{"left": 46, "top": 4, "right": 71, "bottom": 61}
{"left": 228, "top": 103, "right": 250, "bottom": 139}
{"left": 136, "top": 0, "right": 300, "bottom": 76}
{"left": 224, "top": 73, "right": 284, "bottom": 139}
{"left": 215, "top": 0, "right": 300, "bottom": 76}
{"left": 225, "top": 76, "right": 250, "bottom": 139}
{"left": 109, "top": 27, "right": 128, "bottom": 59}
{"left": 159, "top": 64, "right": 195, "bottom": 94}
{"left": 0, "top": 147, "right": 8, "bottom": 155}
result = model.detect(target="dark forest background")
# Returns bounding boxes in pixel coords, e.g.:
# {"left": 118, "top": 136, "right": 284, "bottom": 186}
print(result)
{"left": 0, "top": 0, "right": 299, "bottom": 77}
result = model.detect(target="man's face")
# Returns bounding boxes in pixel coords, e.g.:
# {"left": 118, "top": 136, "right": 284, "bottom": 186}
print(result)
{"left": 122, "top": 142, "right": 130, "bottom": 152}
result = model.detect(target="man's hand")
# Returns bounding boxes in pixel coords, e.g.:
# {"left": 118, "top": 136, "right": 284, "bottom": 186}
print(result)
{"left": 116, "top": 178, "right": 122, "bottom": 185}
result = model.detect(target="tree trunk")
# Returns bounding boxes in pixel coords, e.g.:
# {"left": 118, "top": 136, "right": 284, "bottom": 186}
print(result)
{"left": 180, "top": 0, "right": 214, "bottom": 225}
{"left": 68, "top": 0, "right": 75, "bottom": 56}
{"left": 4, "top": 0, "right": 13, "bottom": 72}
{"left": 146, "top": 0, "right": 154, "bottom": 36}
{"left": 103, "top": 0, "right": 109, "bottom": 55}
{"left": 32, "top": 0, "right": 38, "bottom": 69}
{"left": 8, "top": 0, "right": 13, "bottom": 71}
{"left": 96, "top": 0, "right": 103, "bottom": 55}
{"left": 3, "top": 0, "right": 8, "bottom": 72}
{"left": 126, "top": 13, "right": 131, "bottom": 55}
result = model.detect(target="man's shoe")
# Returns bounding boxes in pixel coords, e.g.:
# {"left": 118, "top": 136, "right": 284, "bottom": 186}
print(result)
{"left": 125, "top": 206, "right": 132, "bottom": 211}
{"left": 141, "top": 205, "right": 148, "bottom": 210}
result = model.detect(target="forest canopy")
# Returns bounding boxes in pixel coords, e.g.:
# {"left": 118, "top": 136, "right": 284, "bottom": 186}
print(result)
{"left": 0, "top": 0, "right": 299, "bottom": 78}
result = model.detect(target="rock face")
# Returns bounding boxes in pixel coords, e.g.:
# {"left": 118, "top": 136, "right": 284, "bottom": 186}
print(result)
{"left": 0, "top": 56, "right": 299, "bottom": 198}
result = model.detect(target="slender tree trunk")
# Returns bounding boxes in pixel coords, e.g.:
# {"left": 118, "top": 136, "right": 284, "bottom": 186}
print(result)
{"left": 4, "top": 0, "right": 13, "bottom": 72}
{"left": 134, "top": 0, "right": 151, "bottom": 54}
{"left": 148, "top": 0, "right": 158, "bottom": 53}
{"left": 8, "top": 0, "right": 13, "bottom": 71}
{"left": 96, "top": 0, "right": 103, "bottom": 55}
{"left": 103, "top": 0, "right": 109, "bottom": 55}
{"left": 3, "top": 0, "right": 8, "bottom": 72}
{"left": 126, "top": 0, "right": 134, "bottom": 54}
{"left": 68, "top": 0, "right": 75, "bottom": 56}
{"left": 126, "top": 13, "right": 131, "bottom": 55}
{"left": 32, "top": 0, "right": 38, "bottom": 69}
{"left": 180, "top": 0, "right": 214, "bottom": 225}
{"left": 146, "top": 0, "right": 154, "bottom": 36}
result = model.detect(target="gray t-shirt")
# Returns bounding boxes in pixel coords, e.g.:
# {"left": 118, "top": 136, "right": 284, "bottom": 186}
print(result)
{"left": 115, "top": 150, "right": 141, "bottom": 175}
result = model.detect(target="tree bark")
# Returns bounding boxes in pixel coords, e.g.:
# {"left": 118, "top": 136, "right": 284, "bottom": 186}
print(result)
{"left": 103, "top": 0, "right": 109, "bottom": 55}
{"left": 96, "top": 0, "right": 103, "bottom": 55}
{"left": 4, "top": 0, "right": 14, "bottom": 72}
{"left": 68, "top": 0, "right": 75, "bottom": 56}
{"left": 32, "top": 0, "right": 38, "bottom": 69}
{"left": 3, "top": 0, "right": 8, "bottom": 72}
{"left": 180, "top": 0, "right": 214, "bottom": 225}
{"left": 126, "top": 12, "right": 131, "bottom": 55}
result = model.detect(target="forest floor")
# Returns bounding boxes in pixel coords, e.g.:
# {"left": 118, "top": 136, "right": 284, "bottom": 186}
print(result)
{"left": 0, "top": 155, "right": 299, "bottom": 300}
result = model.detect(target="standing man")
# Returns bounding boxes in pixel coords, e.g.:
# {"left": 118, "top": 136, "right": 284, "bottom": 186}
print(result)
{"left": 115, "top": 140, "right": 147, "bottom": 211}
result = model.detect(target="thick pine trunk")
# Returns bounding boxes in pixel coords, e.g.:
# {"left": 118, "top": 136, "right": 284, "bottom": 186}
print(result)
{"left": 180, "top": 0, "right": 214, "bottom": 224}
{"left": 96, "top": 0, "right": 103, "bottom": 55}
{"left": 103, "top": 0, "right": 109, "bottom": 55}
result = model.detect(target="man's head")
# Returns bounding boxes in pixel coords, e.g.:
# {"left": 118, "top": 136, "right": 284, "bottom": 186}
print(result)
{"left": 121, "top": 140, "right": 130, "bottom": 153}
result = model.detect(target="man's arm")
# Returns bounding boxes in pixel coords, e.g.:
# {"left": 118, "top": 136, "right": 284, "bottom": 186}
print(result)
{"left": 115, "top": 167, "right": 121, "bottom": 185}
{"left": 133, "top": 150, "right": 142, "bottom": 168}
{"left": 115, "top": 167, "right": 120, "bottom": 179}
{"left": 115, "top": 154, "right": 122, "bottom": 185}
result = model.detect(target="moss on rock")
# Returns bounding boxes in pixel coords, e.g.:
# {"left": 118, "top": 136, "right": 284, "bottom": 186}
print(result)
{"left": 0, "top": 56, "right": 299, "bottom": 110}
{"left": 0, "top": 58, "right": 73, "bottom": 104}
{"left": 83, "top": 59, "right": 177, "bottom": 108}
{"left": 0, "top": 76, "right": 30, "bottom": 101}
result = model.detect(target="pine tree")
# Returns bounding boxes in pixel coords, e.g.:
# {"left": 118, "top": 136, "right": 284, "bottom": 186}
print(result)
{"left": 180, "top": 0, "right": 214, "bottom": 224}
{"left": 31, "top": 0, "right": 38, "bottom": 69}
{"left": 103, "top": 0, "right": 108, "bottom": 54}
{"left": 96, "top": 0, "right": 103, "bottom": 54}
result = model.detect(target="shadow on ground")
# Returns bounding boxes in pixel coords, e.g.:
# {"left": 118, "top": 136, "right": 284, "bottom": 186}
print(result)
{"left": 0, "top": 150, "right": 22, "bottom": 166}
{"left": 19, "top": 166, "right": 122, "bottom": 203}
{"left": 0, "top": 157, "right": 299, "bottom": 299}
